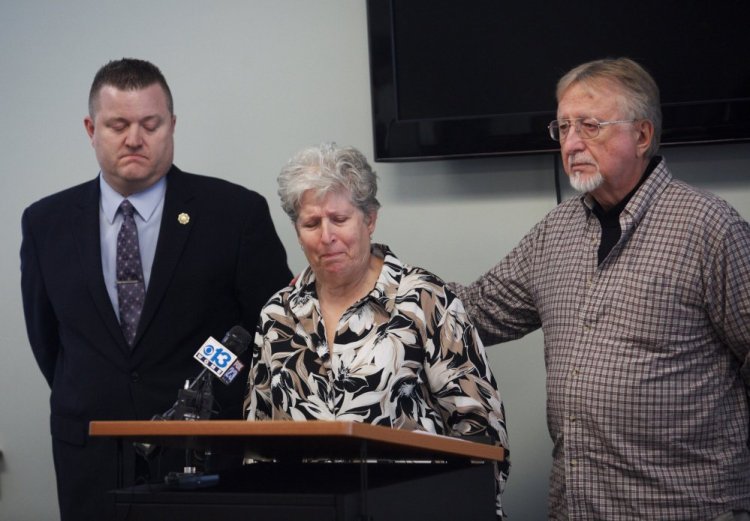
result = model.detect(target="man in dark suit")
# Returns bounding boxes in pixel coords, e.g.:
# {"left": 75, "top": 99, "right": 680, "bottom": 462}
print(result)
{"left": 20, "top": 58, "right": 292, "bottom": 521}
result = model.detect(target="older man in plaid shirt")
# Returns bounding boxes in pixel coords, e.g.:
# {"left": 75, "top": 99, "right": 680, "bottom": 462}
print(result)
{"left": 452, "top": 57, "right": 750, "bottom": 521}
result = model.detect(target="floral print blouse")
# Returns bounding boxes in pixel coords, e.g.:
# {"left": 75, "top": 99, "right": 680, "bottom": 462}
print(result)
{"left": 245, "top": 244, "right": 508, "bottom": 515}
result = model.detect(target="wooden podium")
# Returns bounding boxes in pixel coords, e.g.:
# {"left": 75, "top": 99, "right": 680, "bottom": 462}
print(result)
{"left": 90, "top": 420, "right": 504, "bottom": 521}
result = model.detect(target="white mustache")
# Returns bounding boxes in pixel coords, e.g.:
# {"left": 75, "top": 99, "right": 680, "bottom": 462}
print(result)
{"left": 568, "top": 154, "right": 596, "bottom": 170}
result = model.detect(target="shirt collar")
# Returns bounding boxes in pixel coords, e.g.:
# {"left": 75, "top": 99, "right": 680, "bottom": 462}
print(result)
{"left": 370, "top": 244, "right": 402, "bottom": 314}
{"left": 100, "top": 174, "right": 167, "bottom": 224}
{"left": 621, "top": 156, "right": 672, "bottom": 223}
{"left": 581, "top": 155, "right": 662, "bottom": 215}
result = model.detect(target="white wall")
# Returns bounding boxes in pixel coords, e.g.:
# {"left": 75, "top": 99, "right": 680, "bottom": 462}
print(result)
{"left": 1, "top": 2, "right": 748, "bottom": 520}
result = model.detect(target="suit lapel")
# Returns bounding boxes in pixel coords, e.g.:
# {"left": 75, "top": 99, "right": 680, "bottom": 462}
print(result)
{"left": 133, "top": 167, "right": 195, "bottom": 347}
{"left": 72, "top": 178, "right": 131, "bottom": 354}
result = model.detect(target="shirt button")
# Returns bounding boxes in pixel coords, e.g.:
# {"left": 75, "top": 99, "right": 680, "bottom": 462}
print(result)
{"left": 130, "top": 371, "right": 140, "bottom": 383}
{"left": 571, "top": 369, "right": 579, "bottom": 378}
{"left": 569, "top": 415, "right": 576, "bottom": 423}
{"left": 570, "top": 459, "right": 577, "bottom": 467}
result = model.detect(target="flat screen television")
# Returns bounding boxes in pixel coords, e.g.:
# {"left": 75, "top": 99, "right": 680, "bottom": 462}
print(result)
{"left": 366, "top": 0, "right": 750, "bottom": 162}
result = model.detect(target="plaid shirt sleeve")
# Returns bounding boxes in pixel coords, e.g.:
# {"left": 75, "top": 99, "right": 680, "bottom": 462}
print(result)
{"left": 705, "top": 217, "right": 750, "bottom": 386}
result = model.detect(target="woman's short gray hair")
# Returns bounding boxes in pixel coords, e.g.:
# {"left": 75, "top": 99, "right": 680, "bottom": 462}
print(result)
{"left": 278, "top": 143, "right": 381, "bottom": 223}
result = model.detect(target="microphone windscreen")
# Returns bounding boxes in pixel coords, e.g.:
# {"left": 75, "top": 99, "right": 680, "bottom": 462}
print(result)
{"left": 221, "top": 325, "right": 252, "bottom": 356}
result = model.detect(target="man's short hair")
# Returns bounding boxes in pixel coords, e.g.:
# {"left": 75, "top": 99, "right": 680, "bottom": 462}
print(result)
{"left": 88, "top": 58, "right": 173, "bottom": 117}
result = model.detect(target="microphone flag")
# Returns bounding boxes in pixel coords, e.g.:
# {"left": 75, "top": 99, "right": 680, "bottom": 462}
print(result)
{"left": 193, "top": 336, "right": 239, "bottom": 380}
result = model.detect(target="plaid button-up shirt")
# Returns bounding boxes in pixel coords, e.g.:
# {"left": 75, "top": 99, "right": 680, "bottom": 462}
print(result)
{"left": 454, "top": 158, "right": 750, "bottom": 520}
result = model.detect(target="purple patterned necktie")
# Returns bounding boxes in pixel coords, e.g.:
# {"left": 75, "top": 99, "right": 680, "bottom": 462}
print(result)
{"left": 116, "top": 200, "right": 145, "bottom": 347}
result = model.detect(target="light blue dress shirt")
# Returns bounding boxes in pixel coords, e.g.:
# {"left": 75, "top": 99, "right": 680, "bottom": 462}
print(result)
{"left": 99, "top": 175, "right": 166, "bottom": 318}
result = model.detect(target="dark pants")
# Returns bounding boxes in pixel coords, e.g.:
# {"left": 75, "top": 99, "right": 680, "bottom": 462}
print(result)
{"left": 52, "top": 435, "right": 185, "bottom": 521}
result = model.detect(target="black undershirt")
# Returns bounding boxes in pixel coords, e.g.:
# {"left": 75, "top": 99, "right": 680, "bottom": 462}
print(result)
{"left": 591, "top": 156, "right": 660, "bottom": 264}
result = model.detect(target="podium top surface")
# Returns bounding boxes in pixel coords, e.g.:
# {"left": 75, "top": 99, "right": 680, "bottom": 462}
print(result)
{"left": 89, "top": 420, "right": 504, "bottom": 462}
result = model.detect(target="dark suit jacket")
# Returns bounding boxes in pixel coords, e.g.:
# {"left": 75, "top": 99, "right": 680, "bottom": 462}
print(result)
{"left": 20, "top": 165, "right": 292, "bottom": 520}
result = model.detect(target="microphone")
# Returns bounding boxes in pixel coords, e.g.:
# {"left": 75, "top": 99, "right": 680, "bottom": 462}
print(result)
{"left": 136, "top": 326, "right": 252, "bottom": 477}
{"left": 193, "top": 325, "right": 252, "bottom": 385}
{"left": 155, "top": 325, "right": 252, "bottom": 421}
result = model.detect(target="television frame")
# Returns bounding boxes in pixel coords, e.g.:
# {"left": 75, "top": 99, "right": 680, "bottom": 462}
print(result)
{"left": 366, "top": 0, "right": 750, "bottom": 162}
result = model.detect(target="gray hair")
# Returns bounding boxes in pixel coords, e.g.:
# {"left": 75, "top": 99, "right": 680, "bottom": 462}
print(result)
{"left": 556, "top": 57, "right": 662, "bottom": 157}
{"left": 277, "top": 143, "right": 381, "bottom": 223}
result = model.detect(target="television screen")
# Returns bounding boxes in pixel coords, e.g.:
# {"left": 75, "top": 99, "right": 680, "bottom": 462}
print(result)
{"left": 366, "top": 0, "right": 750, "bottom": 161}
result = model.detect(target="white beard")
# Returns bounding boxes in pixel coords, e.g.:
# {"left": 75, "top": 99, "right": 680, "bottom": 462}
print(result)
{"left": 569, "top": 169, "right": 604, "bottom": 193}
{"left": 567, "top": 154, "right": 604, "bottom": 193}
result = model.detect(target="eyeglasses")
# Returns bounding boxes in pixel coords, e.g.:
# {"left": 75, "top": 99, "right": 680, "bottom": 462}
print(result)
{"left": 548, "top": 118, "right": 636, "bottom": 142}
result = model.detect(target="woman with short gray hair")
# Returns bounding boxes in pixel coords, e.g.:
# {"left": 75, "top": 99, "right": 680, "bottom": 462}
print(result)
{"left": 246, "top": 142, "right": 510, "bottom": 518}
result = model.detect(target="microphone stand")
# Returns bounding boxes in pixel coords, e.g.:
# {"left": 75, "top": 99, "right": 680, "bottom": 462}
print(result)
{"left": 144, "top": 371, "right": 220, "bottom": 488}
{"left": 163, "top": 369, "right": 215, "bottom": 422}
{"left": 139, "top": 326, "right": 252, "bottom": 488}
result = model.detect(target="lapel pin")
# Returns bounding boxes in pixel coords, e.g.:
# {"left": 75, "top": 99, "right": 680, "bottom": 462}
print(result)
{"left": 177, "top": 212, "right": 190, "bottom": 225}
